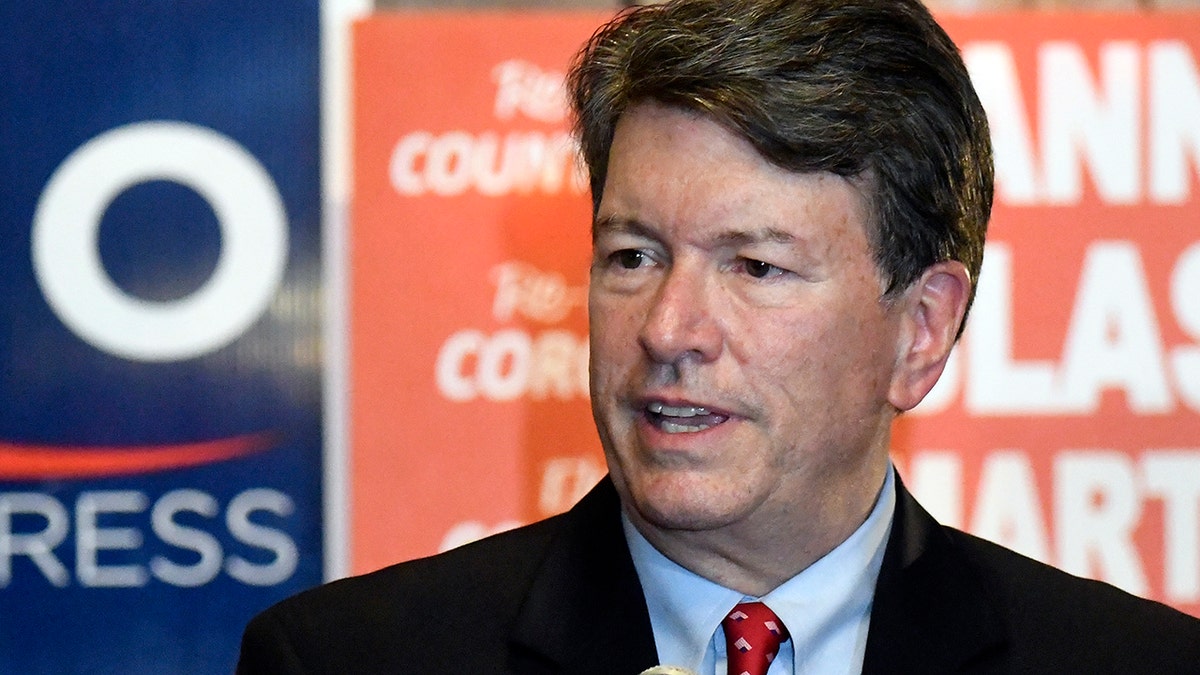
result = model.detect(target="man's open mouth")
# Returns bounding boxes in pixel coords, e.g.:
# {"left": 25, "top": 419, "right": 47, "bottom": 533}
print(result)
{"left": 646, "top": 401, "right": 730, "bottom": 433}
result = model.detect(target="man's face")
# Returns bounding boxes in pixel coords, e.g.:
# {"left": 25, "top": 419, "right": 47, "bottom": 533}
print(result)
{"left": 589, "top": 102, "right": 907, "bottom": 542}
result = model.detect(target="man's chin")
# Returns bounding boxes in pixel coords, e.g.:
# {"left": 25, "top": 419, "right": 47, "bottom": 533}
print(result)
{"left": 636, "top": 507, "right": 736, "bottom": 534}
{"left": 624, "top": 477, "right": 748, "bottom": 534}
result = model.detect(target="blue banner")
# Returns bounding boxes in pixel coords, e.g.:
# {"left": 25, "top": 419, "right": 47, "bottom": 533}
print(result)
{"left": 0, "top": 3, "right": 322, "bottom": 673}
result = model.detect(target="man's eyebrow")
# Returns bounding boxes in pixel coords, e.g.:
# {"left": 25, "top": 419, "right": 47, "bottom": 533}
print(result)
{"left": 593, "top": 217, "right": 801, "bottom": 249}
{"left": 592, "top": 215, "right": 656, "bottom": 241}
{"left": 711, "top": 227, "right": 797, "bottom": 247}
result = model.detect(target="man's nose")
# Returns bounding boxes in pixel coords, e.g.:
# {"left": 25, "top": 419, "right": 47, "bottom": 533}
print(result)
{"left": 637, "top": 262, "right": 723, "bottom": 365}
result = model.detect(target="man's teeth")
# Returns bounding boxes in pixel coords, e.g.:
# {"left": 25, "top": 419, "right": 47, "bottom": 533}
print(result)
{"left": 647, "top": 401, "right": 709, "bottom": 417}
{"left": 647, "top": 401, "right": 713, "bottom": 433}
{"left": 659, "top": 420, "right": 709, "bottom": 433}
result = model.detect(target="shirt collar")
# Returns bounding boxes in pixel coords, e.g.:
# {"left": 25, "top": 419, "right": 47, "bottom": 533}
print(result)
{"left": 624, "top": 466, "right": 897, "bottom": 672}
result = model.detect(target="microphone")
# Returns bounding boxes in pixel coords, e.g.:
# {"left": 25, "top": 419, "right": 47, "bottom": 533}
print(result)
{"left": 638, "top": 667, "right": 697, "bottom": 675}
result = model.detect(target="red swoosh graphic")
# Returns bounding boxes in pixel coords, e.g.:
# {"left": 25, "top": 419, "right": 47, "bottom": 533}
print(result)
{"left": 0, "top": 433, "right": 281, "bottom": 480}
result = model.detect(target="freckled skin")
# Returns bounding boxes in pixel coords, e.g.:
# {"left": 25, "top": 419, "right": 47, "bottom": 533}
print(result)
{"left": 588, "top": 102, "right": 957, "bottom": 595}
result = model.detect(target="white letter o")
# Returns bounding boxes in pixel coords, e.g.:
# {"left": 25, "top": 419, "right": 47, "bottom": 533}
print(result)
{"left": 31, "top": 121, "right": 288, "bottom": 361}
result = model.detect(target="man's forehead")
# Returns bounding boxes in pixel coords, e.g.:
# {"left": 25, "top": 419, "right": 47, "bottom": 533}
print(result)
{"left": 603, "top": 102, "right": 875, "bottom": 205}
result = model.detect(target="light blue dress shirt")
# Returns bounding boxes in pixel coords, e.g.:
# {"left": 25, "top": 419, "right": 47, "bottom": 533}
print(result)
{"left": 623, "top": 467, "right": 896, "bottom": 675}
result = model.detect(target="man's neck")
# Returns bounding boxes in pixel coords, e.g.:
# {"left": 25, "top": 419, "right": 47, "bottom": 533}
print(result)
{"left": 627, "top": 460, "right": 890, "bottom": 597}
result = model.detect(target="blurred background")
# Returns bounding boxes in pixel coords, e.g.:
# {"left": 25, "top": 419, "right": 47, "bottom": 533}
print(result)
{"left": 2, "top": 0, "right": 1198, "bottom": 673}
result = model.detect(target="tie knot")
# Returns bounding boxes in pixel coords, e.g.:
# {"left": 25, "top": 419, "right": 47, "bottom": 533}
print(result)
{"left": 721, "top": 602, "right": 789, "bottom": 675}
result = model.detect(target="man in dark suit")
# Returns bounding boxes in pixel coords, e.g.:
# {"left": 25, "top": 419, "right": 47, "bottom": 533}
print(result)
{"left": 239, "top": 1, "right": 1200, "bottom": 672}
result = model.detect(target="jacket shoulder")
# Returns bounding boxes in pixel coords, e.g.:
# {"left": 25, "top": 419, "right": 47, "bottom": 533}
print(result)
{"left": 238, "top": 514, "right": 564, "bottom": 673}
{"left": 946, "top": 527, "right": 1200, "bottom": 671}
{"left": 324, "top": 513, "right": 562, "bottom": 609}
{"left": 869, "top": 481, "right": 1200, "bottom": 674}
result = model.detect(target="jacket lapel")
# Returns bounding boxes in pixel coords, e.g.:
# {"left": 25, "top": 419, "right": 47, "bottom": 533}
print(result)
{"left": 508, "top": 473, "right": 1009, "bottom": 674}
{"left": 861, "top": 474, "right": 1008, "bottom": 673}
{"left": 509, "top": 478, "right": 660, "bottom": 675}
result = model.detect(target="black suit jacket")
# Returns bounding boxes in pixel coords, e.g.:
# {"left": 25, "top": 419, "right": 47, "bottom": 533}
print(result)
{"left": 238, "top": 476, "right": 1200, "bottom": 674}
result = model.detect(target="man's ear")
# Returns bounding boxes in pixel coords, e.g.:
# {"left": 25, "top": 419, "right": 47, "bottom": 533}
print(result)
{"left": 888, "top": 260, "right": 971, "bottom": 412}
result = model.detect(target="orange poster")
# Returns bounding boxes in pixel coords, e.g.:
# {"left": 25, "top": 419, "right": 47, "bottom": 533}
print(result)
{"left": 351, "top": 12, "right": 608, "bottom": 572}
{"left": 895, "top": 13, "right": 1200, "bottom": 617}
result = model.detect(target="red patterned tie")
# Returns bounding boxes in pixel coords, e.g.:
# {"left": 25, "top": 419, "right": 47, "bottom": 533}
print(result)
{"left": 722, "top": 602, "right": 789, "bottom": 675}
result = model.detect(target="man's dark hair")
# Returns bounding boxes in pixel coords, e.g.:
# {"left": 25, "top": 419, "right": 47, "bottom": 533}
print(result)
{"left": 567, "top": 0, "right": 993, "bottom": 321}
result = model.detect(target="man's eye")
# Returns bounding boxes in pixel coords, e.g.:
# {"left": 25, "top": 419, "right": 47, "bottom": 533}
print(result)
{"left": 742, "top": 258, "right": 782, "bottom": 279}
{"left": 613, "top": 249, "right": 648, "bottom": 269}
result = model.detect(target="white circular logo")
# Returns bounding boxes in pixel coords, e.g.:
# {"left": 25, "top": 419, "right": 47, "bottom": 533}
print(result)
{"left": 31, "top": 121, "right": 289, "bottom": 362}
